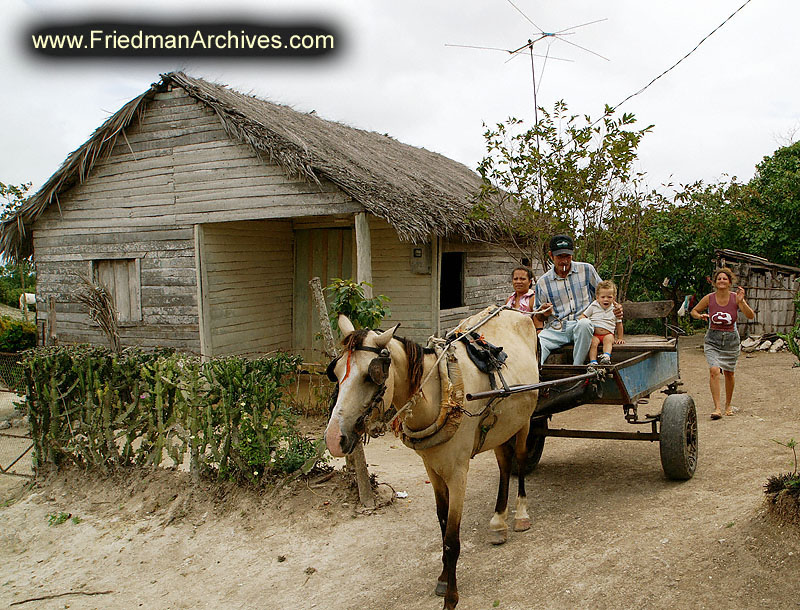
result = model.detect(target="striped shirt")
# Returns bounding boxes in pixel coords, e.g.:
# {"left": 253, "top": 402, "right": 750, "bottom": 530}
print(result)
{"left": 534, "top": 261, "right": 601, "bottom": 322}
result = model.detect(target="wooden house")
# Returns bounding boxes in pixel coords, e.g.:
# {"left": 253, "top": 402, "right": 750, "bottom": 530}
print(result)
{"left": 714, "top": 249, "right": 799, "bottom": 336}
{"left": 0, "top": 72, "right": 524, "bottom": 361}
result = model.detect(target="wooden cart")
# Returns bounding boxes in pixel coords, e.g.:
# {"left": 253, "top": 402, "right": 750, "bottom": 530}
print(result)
{"left": 467, "top": 301, "right": 698, "bottom": 480}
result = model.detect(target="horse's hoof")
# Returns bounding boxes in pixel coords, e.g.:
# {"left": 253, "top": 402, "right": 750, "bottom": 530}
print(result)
{"left": 435, "top": 580, "right": 447, "bottom": 597}
{"left": 489, "top": 529, "right": 508, "bottom": 545}
{"left": 513, "top": 517, "right": 531, "bottom": 532}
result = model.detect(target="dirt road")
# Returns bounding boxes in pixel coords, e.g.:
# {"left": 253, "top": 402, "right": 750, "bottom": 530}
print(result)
{"left": 1, "top": 334, "right": 798, "bottom": 609}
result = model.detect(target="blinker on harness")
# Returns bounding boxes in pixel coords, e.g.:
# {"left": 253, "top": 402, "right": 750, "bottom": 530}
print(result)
{"left": 326, "top": 344, "right": 394, "bottom": 439}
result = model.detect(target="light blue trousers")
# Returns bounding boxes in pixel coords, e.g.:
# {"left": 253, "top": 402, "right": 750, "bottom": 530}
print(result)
{"left": 538, "top": 318, "right": 594, "bottom": 365}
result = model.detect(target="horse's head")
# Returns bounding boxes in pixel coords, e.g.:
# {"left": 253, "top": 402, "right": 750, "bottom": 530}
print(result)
{"left": 325, "top": 315, "right": 399, "bottom": 457}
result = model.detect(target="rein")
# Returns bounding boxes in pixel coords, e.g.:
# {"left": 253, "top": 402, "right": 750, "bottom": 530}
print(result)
{"left": 330, "top": 306, "right": 523, "bottom": 449}
{"left": 391, "top": 304, "right": 523, "bottom": 428}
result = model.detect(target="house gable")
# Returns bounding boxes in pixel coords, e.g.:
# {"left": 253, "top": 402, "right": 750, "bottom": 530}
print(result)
{"left": 33, "top": 87, "right": 359, "bottom": 351}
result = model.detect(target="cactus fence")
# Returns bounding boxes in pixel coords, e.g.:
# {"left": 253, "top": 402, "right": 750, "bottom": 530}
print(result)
{"left": 18, "top": 346, "right": 322, "bottom": 483}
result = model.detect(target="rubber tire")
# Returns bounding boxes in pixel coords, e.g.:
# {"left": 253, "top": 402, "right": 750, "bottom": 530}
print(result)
{"left": 659, "top": 394, "right": 698, "bottom": 480}
{"left": 511, "top": 418, "right": 548, "bottom": 476}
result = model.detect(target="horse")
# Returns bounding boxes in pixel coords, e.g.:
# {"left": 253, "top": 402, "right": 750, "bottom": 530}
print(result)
{"left": 325, "top": 307, "right": 539, "bottom": 609}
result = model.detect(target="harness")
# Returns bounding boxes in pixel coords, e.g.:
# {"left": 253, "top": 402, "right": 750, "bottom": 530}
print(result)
{"left": 397, "top": 338, "right": 465, "bottom": 451}
{"left": 452, "top": 331, "right": 509, "bottom": 391}
{"left": 326, "top": 306, "right": 521, "bottom": 454}
{"left": 326, "top": 344, "right": 393, "bottom": 438}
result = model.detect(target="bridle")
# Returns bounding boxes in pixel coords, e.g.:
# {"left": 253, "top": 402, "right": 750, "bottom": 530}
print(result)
{"left": 326, "top": 344, "right": 394, "bottom": 437}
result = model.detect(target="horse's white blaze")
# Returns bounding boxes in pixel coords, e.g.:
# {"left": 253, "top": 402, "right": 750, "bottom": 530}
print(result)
{"left": 324, "top": 349, "right": 377, "bottom": 457}
{"left": 324, "top": 320, "right": 399, "bottom": 459}
{"left": 324, "top": 411, "right": 345, "bottom": 457}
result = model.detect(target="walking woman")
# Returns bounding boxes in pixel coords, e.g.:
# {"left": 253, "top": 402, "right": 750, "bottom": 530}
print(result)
{"left": 690, "top": 267, "right": 755, "bottom": 419}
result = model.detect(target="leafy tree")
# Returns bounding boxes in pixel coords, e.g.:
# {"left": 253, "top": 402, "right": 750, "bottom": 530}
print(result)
{"left": 0, "top": 181, "right": 36, "bottom": 307}
{"left": 474, "top": 101, "right": 655, "bottom": 297}
{"left": 744, "top": 141, "right": 800, "bottom": 266}
{"left": 629, "top": 140, "right": 800, "bottom": 310}
{"left": 0, "top": 181, "right": 31, "bottom": 217}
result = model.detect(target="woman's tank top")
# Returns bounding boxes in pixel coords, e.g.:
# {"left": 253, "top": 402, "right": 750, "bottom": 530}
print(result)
{"left": 709, "top": 293, "right": 738, "bottom": 331}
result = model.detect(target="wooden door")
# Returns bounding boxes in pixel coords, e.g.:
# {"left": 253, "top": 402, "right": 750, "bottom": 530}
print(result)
{"left": 293, "top": 228, "right": 353, "bottom": 362}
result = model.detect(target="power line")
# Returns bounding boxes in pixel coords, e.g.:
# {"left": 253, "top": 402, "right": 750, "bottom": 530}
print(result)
{"left": 544, "top": 0, "right": 756, "bottom": 162}
{"left": 610, "top": 0, "right": 754, "bottom": 113}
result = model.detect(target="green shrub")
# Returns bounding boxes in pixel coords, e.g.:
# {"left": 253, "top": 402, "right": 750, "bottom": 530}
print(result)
{"left": 0, "top": 316, "right": 36, "bottom": 352}
{"left": 326, "top": 278, "right": 390, "bottom": 333}
{"left": 20, "top": 346, "right": 326, "bottom": 481}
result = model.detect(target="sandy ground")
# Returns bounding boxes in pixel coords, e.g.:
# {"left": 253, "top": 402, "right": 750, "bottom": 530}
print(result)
{"left": 1, "top": 334, "right": 799, "bottom": 610}
{"left": 0, "top": 303, "right": 25, "bottom": 320}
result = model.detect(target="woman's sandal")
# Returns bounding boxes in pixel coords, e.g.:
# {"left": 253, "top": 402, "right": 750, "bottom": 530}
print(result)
{"left": 725, "top": 410, "right": 734, "bottom": 417}
{"left": 710, "top": 411, "right": 722, "bottom": 420}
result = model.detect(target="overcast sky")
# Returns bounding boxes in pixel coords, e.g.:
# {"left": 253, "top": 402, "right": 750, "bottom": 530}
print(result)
{"left": 3, "top": 0, "right": 799, "bottom": 199}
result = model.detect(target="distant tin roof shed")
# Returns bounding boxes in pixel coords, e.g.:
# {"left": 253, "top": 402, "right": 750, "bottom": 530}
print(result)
{"left": 714, "top": 248, "right": 800, "bottom": 335}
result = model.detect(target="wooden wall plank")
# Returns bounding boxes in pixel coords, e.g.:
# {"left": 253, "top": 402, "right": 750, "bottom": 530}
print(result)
{"left": 202, "top": 220, "right": 293, "bottom": 357}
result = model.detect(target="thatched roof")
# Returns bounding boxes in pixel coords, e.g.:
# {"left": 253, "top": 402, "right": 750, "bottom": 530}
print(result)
{"left": 0, "top": 71, "right": 495, "bottom": 261}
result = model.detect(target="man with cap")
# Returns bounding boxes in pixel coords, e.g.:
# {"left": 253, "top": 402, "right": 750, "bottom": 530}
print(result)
{"left": 533, "top": 235, "right": 623, "bottom": 365}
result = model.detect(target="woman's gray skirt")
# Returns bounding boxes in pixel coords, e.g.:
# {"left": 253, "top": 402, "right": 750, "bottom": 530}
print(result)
{"left": 704, "top": 328, "right": 741, "bottom": 372}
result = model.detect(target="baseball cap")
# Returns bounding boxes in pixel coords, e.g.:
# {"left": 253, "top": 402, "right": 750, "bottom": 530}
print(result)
{"left": 549, "top": 235, "right": 574, "bottom": 256}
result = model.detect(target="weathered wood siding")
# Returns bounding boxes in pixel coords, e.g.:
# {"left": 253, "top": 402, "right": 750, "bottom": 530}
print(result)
{"left": 33, "top": 86, "right": 358, "bottom": 351}
{"left": 200, "top": 220, "right": 293, "bottom": 357}
{"left": 735, "top": 267, "right": 798, "bottom": 335}
{"left": 439, "top": 240, "right": 527, "bottom": 333}
{"left": 715, "top": 252, "right": 799, "bottom": 336}
{"left": 293, "top": 227, "right": 353, "bottom": 362}
{"left": 369, "top": 218, "right": 436, "bottom": 344}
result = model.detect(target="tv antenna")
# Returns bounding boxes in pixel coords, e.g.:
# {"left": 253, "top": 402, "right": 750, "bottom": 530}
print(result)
{"left": 446, "top": 0, "right": 608, "bottom": 218}
{"left": 447, "top": 2, "right": 607, "bottom": 117}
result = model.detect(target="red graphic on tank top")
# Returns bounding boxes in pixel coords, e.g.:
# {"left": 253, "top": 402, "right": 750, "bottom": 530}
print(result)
{"left": 711, "top": 311, "right": 733, "bottom": 325}
{"left": 709, "top": 294, "right": 738, "bottom": 331}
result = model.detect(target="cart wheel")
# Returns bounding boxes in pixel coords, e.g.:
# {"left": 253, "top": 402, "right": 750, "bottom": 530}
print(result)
{"left": 512, "top": 418, "right": 548, "bottom": 476}
{"left": 659, "top": 394, "right": 698, "bottom": 480}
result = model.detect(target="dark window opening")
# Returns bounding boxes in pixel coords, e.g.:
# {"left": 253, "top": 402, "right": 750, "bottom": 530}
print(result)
{"left": 440, "top": 252, "right": 465, "bottom": 309}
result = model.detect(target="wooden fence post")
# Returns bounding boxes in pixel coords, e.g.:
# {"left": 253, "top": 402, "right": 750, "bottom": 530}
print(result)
{"left": 46, "top": 296, "right": 57, "bottom": 346}
{"left": 309, "top": 277, "right": 375, "bottom": 508}
{"left": 310, "top": 277, "right": 338, "bottom": 359}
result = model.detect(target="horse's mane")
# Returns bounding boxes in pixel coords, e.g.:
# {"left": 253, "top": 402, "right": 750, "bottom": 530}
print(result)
{"left": 341, "top": 329, "right": 425, "bottom": 395}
